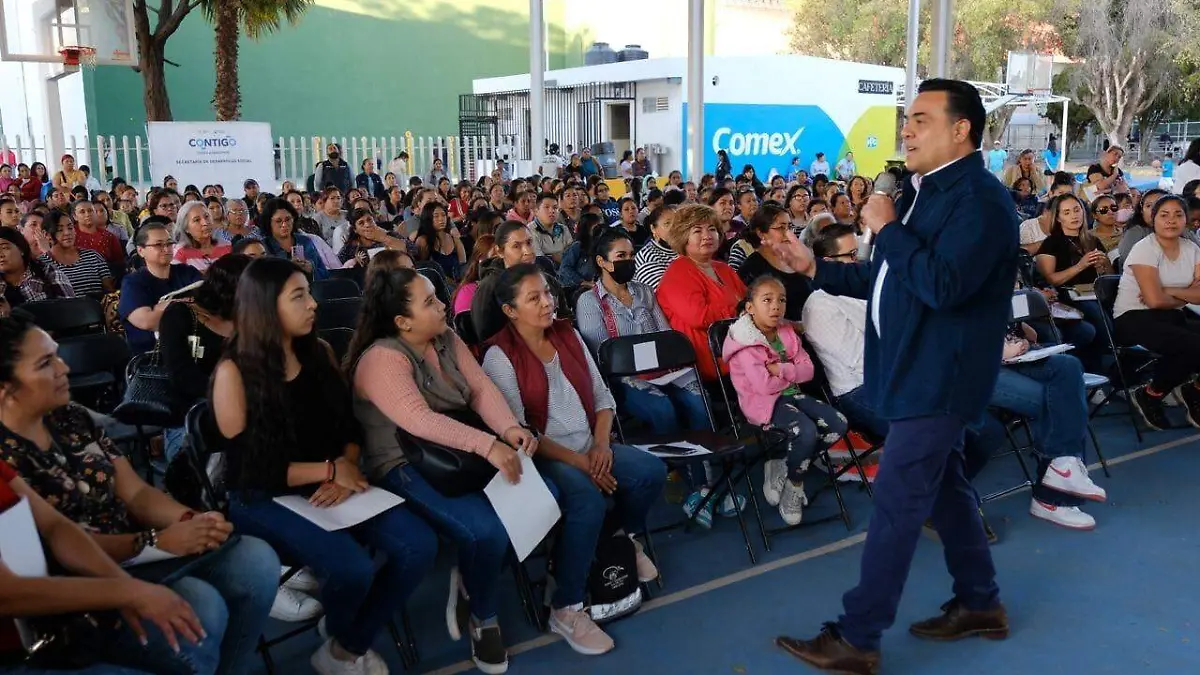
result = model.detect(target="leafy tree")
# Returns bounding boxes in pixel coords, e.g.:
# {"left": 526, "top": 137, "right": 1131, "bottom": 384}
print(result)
{"left": 204, "top": 0, "right": 313, "bottom": 122}
{"left": 131, "top": 1, "right": 202, "bottom": 121}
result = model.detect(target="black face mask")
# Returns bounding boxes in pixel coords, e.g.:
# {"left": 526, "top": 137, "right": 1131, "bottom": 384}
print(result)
{"left": 329, "top": 152, "right": 340, "bottom": 161}
{"left": 609, "top": 259, "right": 635, "bottom": 285}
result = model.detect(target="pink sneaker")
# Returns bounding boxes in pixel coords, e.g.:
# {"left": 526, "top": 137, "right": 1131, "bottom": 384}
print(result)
{"left": 549, "top": 606, "right": 615, "bottom": 655}
{"left": 631, "top": 538, "right": 659, "bottom": 583}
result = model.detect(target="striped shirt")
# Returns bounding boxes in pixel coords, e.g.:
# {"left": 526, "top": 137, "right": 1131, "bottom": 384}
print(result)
{"left": 39, "top": 249, "right": 111, "bottom": 296}
{"left": 574, "top": 282, "right": 671, "bottom": 356}
{"left": 482, "top": 329, "right": 616, "bottom": 453}
{"left": 632, "top": 239, "right": 677, "bottom": 290}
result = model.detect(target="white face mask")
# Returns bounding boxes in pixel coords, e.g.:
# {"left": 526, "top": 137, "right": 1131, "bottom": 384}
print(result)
{"left": 1116, "top": 207, "right": 1134, "bottom": 223}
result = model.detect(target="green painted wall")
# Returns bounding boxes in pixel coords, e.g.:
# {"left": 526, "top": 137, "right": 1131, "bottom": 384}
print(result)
{"left": 90, "top": 0, "right": 589, "bottom": 143}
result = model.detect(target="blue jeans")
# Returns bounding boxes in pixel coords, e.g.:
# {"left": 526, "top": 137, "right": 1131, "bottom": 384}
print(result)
{"left": 834, "top": 386, "right": 889, "bottom": 440}
{"left": 377, "top": 466, "right": 545, "bottom": 622}
{"left": 163, "top": 426, "right": 186, "bottom": 465}
{"left": 838, "top": 414, "right": 1000, "bottom": 652}
{"left": 770, "top": 395, "right": 848, "bottom": 474}
{"left": 228, "top": 492, "right": 438, "bottom": 656}
{"left": 536, "top": 444, "right": 666, "bottom": 608}
{"left": 616, "top": 378, "right": 710, "bottom": 435}
{"left": 990, "top": 354, "right": 1088, "bottom": 507}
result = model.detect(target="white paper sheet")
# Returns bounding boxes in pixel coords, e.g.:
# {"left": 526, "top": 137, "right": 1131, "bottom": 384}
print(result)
{"left": 634, "top": 441, "right": 713, "bottom": 458}
{"left": 1068, "top": 290, "right": 1098, "bottom": 302}
{"left": 1188, "top": 304, "right": 1200, "bottom": 317}
{"left": 1003, "top": 343, "right": 1074, "bottom": 364}
{"left": 0, "top": 497, "right": 49, "bottom": 651}
{"left": 484, "top": 453, "right": 561, "bottom": 562}
{"left": 1010, "top": 293, "right": 1030, "bottom": 320}
{"left": 632, "top": 341, "right": 659, "bottom": 373}
{"left": 122, "top": 545, "right": 181, "bottom": 567}
{"left": 645, "top": 368, "right": 689, "bottom": 387}
{"left": 273, "top": 487, "right": 405, "bottom": 531}
{"left": 0, "top": 497, "right": 47, "bottom": 578}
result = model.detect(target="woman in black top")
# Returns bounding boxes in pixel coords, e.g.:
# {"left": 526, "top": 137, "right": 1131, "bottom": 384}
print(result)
{"left": 159, "top": 254, "right": 250, "bottom": 464}
{"left": 737, "top": 202, "right": 813, "bottom": 320}
{"left": 211, "top": 257, "right": 436, "bottom": 673}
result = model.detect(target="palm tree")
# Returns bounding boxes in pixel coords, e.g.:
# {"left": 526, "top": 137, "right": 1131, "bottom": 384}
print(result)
{"left": 205, "top": 0, "right": 313, "bottom": 121}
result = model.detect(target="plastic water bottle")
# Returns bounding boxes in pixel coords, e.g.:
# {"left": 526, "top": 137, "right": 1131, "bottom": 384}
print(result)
{"left": 664, "top": 470, "right": 686, "bottom": 504}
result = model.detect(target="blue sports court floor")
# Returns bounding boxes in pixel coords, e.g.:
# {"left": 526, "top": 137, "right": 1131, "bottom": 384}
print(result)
{"left": 264, "top": 408, "right": 1200, "bottom": 675}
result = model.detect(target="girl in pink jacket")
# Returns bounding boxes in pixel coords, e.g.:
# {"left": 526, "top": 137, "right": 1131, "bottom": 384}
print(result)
{"left": 723, "top": 276, "right": 848, "bottom": 525}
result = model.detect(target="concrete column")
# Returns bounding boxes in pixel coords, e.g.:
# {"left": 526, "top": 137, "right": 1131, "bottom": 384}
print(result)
{"left": 529, "top": 0, "right": 545, "bottom": 164}
{"left": 687, "top": 0, "right": 704, "bottom": 181}
{"left": 930, "top": 0, "right": 953, "bottom": 78}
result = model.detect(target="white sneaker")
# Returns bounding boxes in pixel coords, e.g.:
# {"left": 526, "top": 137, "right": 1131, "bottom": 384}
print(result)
{"left": 1041, "top": 457, "right": 1106, "bottom": 502}
{"left": 1029, "top": 498, "right": 1096, "bottom": 530}
{"left": 778, "top": 480, "right": 808, "bottom": 526}
{"left": 282, "top": 566, "right": 320, "bottom": 594}
{"left": 631, "top": 538, "right": 659, "bottom": 583}
{"left": 548, "top": 606, "right": 615, "bottom": 655}
{"left": 314, "top": 625, "right": 387, "bottom": 675}
{"left": 311, "top": 639, "right": 370, "bottom": 675}
{"left": 270, "top": 585, "right": 323, "bottom": 622}
{"left": 762, "top": 459, "right": 787, "bottom": 507}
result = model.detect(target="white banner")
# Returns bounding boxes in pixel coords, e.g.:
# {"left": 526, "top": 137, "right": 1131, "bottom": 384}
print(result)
{"left": 146, "top": 121, "right": 274, "bottom": 198}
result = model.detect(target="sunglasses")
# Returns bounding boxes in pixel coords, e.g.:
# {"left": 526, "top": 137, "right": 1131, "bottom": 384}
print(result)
{"left": 1094, "top": 207, "right": 1115, "bottom": 214}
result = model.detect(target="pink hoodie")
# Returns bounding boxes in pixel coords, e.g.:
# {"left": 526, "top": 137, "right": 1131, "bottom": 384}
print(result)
{"left": 722, "top": 313, "right": 815, "bottom": 426}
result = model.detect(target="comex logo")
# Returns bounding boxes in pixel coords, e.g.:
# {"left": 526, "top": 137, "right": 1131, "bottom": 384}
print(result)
{"left": 188, "top": 133, "right": 238, "bottom": 151}
{"left": 713, "top": 126, "right": 804, "bottom": 157}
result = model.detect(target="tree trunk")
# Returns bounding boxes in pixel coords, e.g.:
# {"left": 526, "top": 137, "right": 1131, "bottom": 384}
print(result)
{"left": 133, "top": 5, "right": 172, "bottom": 121}
{"left": 212, "top": 2, "right": 241, "bottom": 121}
{"left": 983, "top": 108, "right": 1015, "bottom": 147}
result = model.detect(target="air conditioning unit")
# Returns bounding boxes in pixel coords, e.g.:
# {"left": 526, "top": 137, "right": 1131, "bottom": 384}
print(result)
{"left": 648, "top": 144, "right": 668, "bottom": 155}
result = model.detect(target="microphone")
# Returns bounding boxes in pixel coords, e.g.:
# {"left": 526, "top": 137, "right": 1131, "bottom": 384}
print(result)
{"left": 872, "top": 171, "right": 898, "bottom": 197}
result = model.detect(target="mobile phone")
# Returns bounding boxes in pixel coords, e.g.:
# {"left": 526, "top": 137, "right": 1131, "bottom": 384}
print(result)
{"left": 649, "top": 444, "right": 694, "bottom": 456}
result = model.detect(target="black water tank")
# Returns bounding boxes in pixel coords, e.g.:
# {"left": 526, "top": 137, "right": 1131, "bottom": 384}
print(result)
{"left": 617, "top": 44, "right": 649, "bottom": 62}
{"left": 585, "top": 42, "right": 618, "bottom": 66}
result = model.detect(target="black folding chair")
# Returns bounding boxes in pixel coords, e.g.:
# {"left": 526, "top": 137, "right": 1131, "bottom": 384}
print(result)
{"left": 1010, "top": 288, "right": 1110, "bottom": 474}
{"left": 318, "top": 327, "right": 355, "bottom": 362}
{"left": 453, "top": 310, "right": 479, "bottom": 347}
{"left": 707, "top": 320, "right": 855, "bottom": 543}
{"left": 310, "top": 277, "right": 361, "bottom": 302}
{"left": 1092, "top": 274, "right": 1162, "bottom": 441}
{"left": 415, "top": 262, "right": 452, "bottom": 307}
{"left": 57, "top": 333, "right": 131, "bottom": 410}
{"left": 328, "top": 266, "right": 365, "bottom": 289}
{"left": 181, "top": 403, "right": 421, "bottom": 672}
{"left": 315, "top": 297, "right": 362, "bottom": 330}
{"left": 596, "top": 329, "right": 760, "bottom": 565}
{"left": 23, "top": 297, "right": 106, "bottom": 338}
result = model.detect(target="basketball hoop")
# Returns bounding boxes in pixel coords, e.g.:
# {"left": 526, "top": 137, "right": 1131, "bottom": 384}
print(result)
{"left": 59, "top": 46, "right": 98, "bottom": 70}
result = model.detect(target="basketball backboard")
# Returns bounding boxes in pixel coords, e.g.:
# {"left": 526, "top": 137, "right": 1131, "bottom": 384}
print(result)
{"left": 0, "top": 0, "right": 137, "bottom": 67}
{"left": 1006, "top": 51, "right": 1054, "bottom": 96}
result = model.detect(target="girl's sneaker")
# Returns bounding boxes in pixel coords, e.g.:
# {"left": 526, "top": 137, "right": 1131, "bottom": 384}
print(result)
{"left": 762, "top": 459, "right": 787, "bottom": 506}
{"left": 682, "top": 489, "right": 715, "bottom": 529}
{"left": 716, "top": 492, "right": 747, "bottom": 518}
{"left": 778, "top": 481, "right": 808, "bottom": 526}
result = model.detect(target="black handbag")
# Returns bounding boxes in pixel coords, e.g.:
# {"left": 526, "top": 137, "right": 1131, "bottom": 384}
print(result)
{"left": 18, "top": 611, "right": 122, "bottom": 670}
{"left": 396, "top": 409, "right": 499, "bottom": 497}
{"left": 121, "top": 304, "right": 201, "bottom": 419}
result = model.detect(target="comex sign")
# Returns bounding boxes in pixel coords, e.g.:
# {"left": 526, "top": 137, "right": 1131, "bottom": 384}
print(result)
{"left": 712, "top": 127, "right": 804, "bottom": 158}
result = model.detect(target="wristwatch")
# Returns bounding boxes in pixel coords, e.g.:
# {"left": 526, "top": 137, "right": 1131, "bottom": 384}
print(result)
{"left": 134, "top": 529, "right": 160, "bottom": 554}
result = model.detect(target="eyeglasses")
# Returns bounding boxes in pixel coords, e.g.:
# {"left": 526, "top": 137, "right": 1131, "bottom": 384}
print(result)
{"left": 141, "top": 242, "right": 175, "bottom": 250}
{"left": 830, "top": 252, "right": 858, "bottom": 260}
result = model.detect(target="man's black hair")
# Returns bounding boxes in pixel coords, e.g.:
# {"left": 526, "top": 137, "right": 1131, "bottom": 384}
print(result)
{"left": 917, "top": 78, "right": 986, "bottom": 150}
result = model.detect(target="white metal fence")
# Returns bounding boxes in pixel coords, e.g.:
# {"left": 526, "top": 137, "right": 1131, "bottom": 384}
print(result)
{"left": 1, "top": 132, "right": 517, "bottom": 191}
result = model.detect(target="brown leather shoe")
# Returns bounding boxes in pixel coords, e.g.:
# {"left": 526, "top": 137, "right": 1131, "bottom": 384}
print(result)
{"left": 776, "top": 623, "right": 881, "bottom": 675}
{"left": 909, "top": 599, "right": 1009, "bottom": 641}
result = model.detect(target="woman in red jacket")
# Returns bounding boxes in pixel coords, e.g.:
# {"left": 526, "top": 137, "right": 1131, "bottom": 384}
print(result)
{"left": 655, "top": 204, "right": 747, "bottom": 380}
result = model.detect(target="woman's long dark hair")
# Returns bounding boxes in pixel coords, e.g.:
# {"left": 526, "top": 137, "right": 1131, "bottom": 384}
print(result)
{"left": 193, "top": 254, "right": 252, "bottom": 319}
{"left": 342, "top": 267, "right": 421, "bottom": 373}
{"left": 0, "top": 229, "right": 67, "bottom": 299}
{"left": 1183, "top": 139, "right": 1200, "bottom": 166}
{"left": 575, "top": 212, "right": 605, "bottom": 265}
{"left": 743, "top": 202, "right": 787, "bottom": 249}
{"left": 41, "top": 211, "right": 73, "bottom": 248}
{"left": 1128, "top": 188, "right": 1169, "bottom": 231}
{"left": 222, "top": 257, "right": 346, "bottom": 488}
{"left": 416, "top": 201, "right": 448, "bottom": 260}
{"left": 345, "top": 208, "right": 376, "bottom": 248}
{"left": 1046, "top": 194, "right": 1098, "bottom": 252}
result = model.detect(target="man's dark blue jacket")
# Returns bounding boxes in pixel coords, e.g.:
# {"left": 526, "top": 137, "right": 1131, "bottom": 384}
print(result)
{"left": 814, "top": 151, "right": 1018, "bottom": 424}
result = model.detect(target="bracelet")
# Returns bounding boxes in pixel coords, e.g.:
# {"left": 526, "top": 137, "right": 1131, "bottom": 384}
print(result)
{"left": 325, "top": 459, "right": 336, "bottom": 483}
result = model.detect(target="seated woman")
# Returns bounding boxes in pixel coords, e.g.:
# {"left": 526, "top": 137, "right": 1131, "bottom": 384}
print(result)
{"left": 260, "top": 198, "right": 330, "bottom": 280}
{"left": 612, "top": 197, "right": 650, "bottom": 249}
{"left": 737, "top": 202, "right": 813, "bottom": 320}
{"left": 38, "top": 211, "right": 115, "bottom": 297}
{"left": 1112, "top": 194, "right": 1200, "bottom": 430}
{"left": 480, "top": 264, "right": 666, "bottom": 657}
{"left": 557, "top": 212, "right": 604, "bottom": 291}
{"left": 996, "top": 326, "right": 1107, "bottom": 531}
{"left": 0, "top": 311, "right": 278, "bottom": 675}
{"left": 118, "top": 220, "right": 204, "bottom": 356}
{"left": 336, "top": 208, "right": 407, "bottom": 268}
{"left": 415, "top": 202, "right": 466, "bottom": 280}
{"left": 0, "top": 228, "right": 73, "bottom": 307}
{"left": 576, "top": 227, "right": 709, "bottom": 434}
{"left": 451, "top": 234, "right": 495, "bottom": 316}
{"left": 632, "top": 206, "right": 679, "bottom": 291}
{"left": 655, "top": 204, "right": 747, "bottom": 382}
{"left": 346, "top": 267, "right": 539, "bottom": 674}
{"left": 159, "top": 254, "right": 250, "bottom": 463}
{"left": 470, "top": 222, "right": 571, "bottom": 337}
{"left": 212, "top": 257, "right": 437, "bottom": 675}
{"left": 724, "top": 276, "right": 848, "bottom": 525}
{"left": 1011, "top": 177, "right": 1040, "bottom": 221}
{"left": 1034, "top": 194, "right": 1112, "bottom": 370}
{"left": 0, "top": 453, "right": 215, "bottom": 675}
{"left": 173, "top": 201, "right": 233, "bottom": 273}
{"left": 1089, "top": 195, "right": 1122, "bottom": 253}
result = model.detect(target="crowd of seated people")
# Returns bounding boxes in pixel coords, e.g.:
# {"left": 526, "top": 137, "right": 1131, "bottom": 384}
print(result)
{"left": 12, "top": 135, "right": 1200, "bottom": 672}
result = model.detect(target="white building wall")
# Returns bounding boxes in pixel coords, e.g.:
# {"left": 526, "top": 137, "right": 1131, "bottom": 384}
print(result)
{"left": 632, "top": 79, "right": 684, "bottom": 175}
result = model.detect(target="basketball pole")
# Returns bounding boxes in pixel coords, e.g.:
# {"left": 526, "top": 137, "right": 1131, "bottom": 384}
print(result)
{"left": 529, "top": 0, "right": 545, "bottom": 169}
{"left": 905, "top": 0, "right": 920, "bottom": 110}
{"left": 1059, "top": 98, "right": 1069, "bottom": 171}
{"left": 687, "top": 0, "right": 704, "bottom": 182}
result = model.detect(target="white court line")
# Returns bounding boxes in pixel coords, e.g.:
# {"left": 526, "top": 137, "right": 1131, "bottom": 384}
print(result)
{"left": 421, "top": 432, "right": 1200, "bottom": 675}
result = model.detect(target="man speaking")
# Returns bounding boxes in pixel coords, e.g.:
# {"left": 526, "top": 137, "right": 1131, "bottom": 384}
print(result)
{"left": 774, "top": 79, "right": 1019, "bottom": 674}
